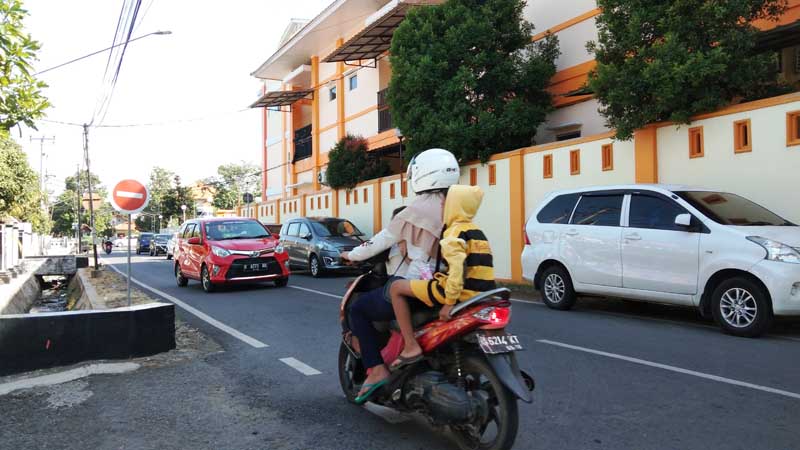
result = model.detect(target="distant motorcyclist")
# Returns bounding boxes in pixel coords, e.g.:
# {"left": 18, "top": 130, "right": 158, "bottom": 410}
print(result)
{"left": 340, "top": 148, "right": 460, "bottom": 403}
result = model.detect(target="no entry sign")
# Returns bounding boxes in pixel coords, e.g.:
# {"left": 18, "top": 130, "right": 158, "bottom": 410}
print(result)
{"left": 111, "top": 179, "right": 149, "bottom": 214}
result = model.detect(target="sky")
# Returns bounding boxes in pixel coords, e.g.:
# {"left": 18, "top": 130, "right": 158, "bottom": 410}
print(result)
{"left": 17, "top": 0, "right": 331, "bottom": 197}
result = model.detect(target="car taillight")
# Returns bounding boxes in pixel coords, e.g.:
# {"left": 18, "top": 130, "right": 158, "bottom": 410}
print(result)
{"left": 473, "top": 306, "right": 511, "bottom": 330}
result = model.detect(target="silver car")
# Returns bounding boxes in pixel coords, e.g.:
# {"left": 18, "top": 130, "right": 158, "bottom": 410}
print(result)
{"left": 279, "top": 217, "right": 365, "bottom": 277}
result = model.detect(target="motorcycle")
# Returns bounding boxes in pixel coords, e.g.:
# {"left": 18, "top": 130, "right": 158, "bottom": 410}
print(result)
{"left": 103, "top": 241, "right": 113, "bottom": 254}
{"left": 338, "top": 261, "right": 534, "bottom": 450}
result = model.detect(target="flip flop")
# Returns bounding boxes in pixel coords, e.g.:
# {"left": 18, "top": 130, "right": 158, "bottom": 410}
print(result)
{"left": 390, "top": 353, "right": 424, "bottom": 371}
{"left": 354, "top": 378, "right": 389, "bottom": 405}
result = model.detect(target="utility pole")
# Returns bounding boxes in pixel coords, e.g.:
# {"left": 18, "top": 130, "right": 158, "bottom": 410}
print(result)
{"left": 83, "top": 124, "right": 98, "bottom": 268}
{"left": 76, "top": 164, "right": 81, "bottom": 254}
{"left": 30, "top": 136, "right": 55, "bottom": 213}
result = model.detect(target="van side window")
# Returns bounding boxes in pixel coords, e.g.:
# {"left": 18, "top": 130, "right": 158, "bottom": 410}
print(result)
{"left": 537, "top": 194, "right": 579, "bottom": 224}
{"left": 287, "top": 222, "right": 300, "bottom": 237}
{"left": 298, "top": 223, "right": 311, "bottom": 238}
{"left": 629, "top": 195, "right": 689, "bottom": 231}
{"left": 571, "top": 195, "right": 623, "bottom": 227}
{"left": 183, "top": 224, "right": 196, "bottom": 238}
{"left": 190, "top": 224, "right": 201, "bottom": 239}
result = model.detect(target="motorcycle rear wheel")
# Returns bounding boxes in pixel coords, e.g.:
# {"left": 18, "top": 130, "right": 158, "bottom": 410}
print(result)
{"left": 451, "top": 356, "right": 519, "bottom": 450}
{"left": 338, "top": 341, "right": 366, "bottom": 404}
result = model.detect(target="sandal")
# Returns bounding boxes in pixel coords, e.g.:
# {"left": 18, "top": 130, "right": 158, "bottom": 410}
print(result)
{"left": 390, "top": 353, "right": 424, "bottom": 371}
{"left": 354, "top": 378, "right": 389, "bottom": 405}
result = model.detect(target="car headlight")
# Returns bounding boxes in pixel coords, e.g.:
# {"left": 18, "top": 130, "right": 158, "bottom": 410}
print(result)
{"left": 275, "top": 244, "right": 285, "bottom": 254}
{"left": 321, "top": 242, "right": 339, "bottom": 252}
{"left": 747, "top": 237, "right": 800, "bottom": 264}
{"left": 211, "top": 246, "right": 231, "bottom": 257}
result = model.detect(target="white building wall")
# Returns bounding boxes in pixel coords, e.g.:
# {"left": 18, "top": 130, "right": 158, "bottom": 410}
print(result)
{"left": 338, "top": 185, "right": 375, "bottom": 238}
{"left": 657, "top": 99, "right": 800, "bottom": 223}
{"left": 346, "top": 110, "right": 379, "bottom": 139}
{"left": 320, "top": 127, "right": 339, "bottom": 154}
{"left": 522, "top": 137, "right": 637, "bottom": 217}
{"left": 320, "top": 85, "right": 338, "bottom": 129}
{"left": 379, "top": 177, "right": 416, "bottom": 227}
{"left": 551, "top": 18, "right": 597, "bottom": 70}
{"left": 306, "top": 191, "right": 334, "bottom": 217}
{"left": 344, "top": 66, "right": 379, "bottom": 116}
{"left": 537, "top": 99, "right": 609, "bottom": 143}
{"left": 524, "top": 0, "right": 597, "bottom": 31}
{"left": 266, "top": 141, "right": 285, "bottom": 197}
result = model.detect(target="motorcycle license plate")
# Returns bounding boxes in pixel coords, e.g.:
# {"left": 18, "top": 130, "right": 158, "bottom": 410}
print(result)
{"left": 477, "top": 333, "right": 523, "bottom": 354}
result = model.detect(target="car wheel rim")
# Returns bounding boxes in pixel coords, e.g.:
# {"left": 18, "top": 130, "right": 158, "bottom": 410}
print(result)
{"left": 720, "top": 287, "right": 757, "bottom": 328}
{"left": 202, "top": 269, "right": 210, "bottom": 289}
{"left": 311, "top": 258, "right": 318, "bottom": 276}
{"left": 544, "top": 274, "right": 565, "bottom": 303}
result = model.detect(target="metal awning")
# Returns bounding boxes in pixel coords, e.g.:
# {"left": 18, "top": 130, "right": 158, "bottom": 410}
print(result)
{"left": 755, "top": 20, "right": 800, "bottom": 51}
{"left": 322, "top": 0, "right": 442, "bottom": 64}
{"left": 249, "top": 89, "right": 314, "bottom": 109}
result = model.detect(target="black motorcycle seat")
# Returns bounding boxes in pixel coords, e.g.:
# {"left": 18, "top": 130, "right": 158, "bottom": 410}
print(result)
{"left": 373, "top": 307, "right": 440, "bottom": 332}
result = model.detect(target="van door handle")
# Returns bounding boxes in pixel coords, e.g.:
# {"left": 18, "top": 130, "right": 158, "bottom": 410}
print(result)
{"left": 564, "top": 229, "right": 579, "bottom": 236}
{"left": 624, "top": 233, "right": 641, "bottom": 241}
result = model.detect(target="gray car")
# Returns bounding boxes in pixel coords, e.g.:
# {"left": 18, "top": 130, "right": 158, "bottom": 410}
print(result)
{"left": 279, "top": 217, "right": 365, "bottom": 277}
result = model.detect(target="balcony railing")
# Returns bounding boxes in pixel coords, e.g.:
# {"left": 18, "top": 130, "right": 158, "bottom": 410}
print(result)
{"left": 292, "top": 124, "right": 312, "bottom": 162}
{"left": 377, "top": 88, "right": 393, "bottom": 133}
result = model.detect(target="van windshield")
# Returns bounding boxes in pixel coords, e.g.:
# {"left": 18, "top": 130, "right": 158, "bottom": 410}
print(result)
{"left": 310, "top": 220, "right": 362, "bottom": 237}
{"left": 205, "top": 221, "right": 271, "bottom": 240}
{"left": 675, "top": 191, "right": 794, "bottom": 226}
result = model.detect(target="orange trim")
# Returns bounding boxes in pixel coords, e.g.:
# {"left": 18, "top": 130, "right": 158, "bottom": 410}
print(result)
{"left": 372, "top": 181, "right": 382, "bottom": 234}
{"left": 300, "top": 194, "right": 307, "bottom": 217}
{"left": 311, "top": 56, "right": 321, "bottom": 191}
{"left": 531, "top": 8, "right": 601, "bottom": 42}
{"left": 332, "top": 189, "right": 339, "bottom": 217}
{"left": 294, "top": 158, "right": 314, "bottom": 173}
{"left": 569, "top": 149, "right": 581, "bottom": 175}
{"left": 281, "top": 83, "right": 287, "bottom": 200}
{"left": 688, "top": 126, "right": 704, "bottom": 159}
{"left": 367, "top": 128, "right": 400, "bottom": 151}
{"left": 547, "top": 60, "right": 597, "bottom": 108}
{"left": 319, "top": 123, "right": 337, "bottom": 133}
{"left": 543, "top": 154, "right": 553, "bottom": 179}
{"left": 488, "top": 164, "right": 496, "bottom": 186}
{"left": 508, "top": 153, "right": 525, "bottom": 282}
{"left": 521, "top": 131, "right": 616, "bottom": 155}
{"left": 601, "top": 143, "right": 614, "bottom": 171}
{"left": 634, "top": 128, "right": 658, "bottom": 183}
{"left": 336, "top": 38, "right": 345, "bottom": 140}
{"left": 787, "top": 110, "right": 800, "bottom": 147}
{"left": 753, "top": 0, "right": 800, "bottom": 32}
{"left": 400, "top": 174, "right": 408, "bottom": 197}
{"left": 733, "top": 119, "right": 752, "bottom": 154}
{"left": 469, "top": 168, "right": 478, "bottom": 186}
{"left": 656, "top": 92, "right": 800, "bottom": 126}
{"left": 345, "top": 105, "right": 378, "bottom": 122}
{"left": 389, "top": 182, "right": 396, "bottom": 199}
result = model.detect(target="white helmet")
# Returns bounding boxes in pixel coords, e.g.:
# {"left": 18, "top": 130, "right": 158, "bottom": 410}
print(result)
{"left": 406, "top": 148, "right": 460, "bottom": 194}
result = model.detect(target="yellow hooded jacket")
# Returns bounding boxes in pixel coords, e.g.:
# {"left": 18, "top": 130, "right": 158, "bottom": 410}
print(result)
{"left": 409, "top": 185, "right": 496, "bottom": 306}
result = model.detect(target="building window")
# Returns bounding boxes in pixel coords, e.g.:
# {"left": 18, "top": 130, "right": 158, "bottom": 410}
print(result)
{"left": 346, "top": 191, "right": 350, "bottom": 205}
{"left": 363, "top": 188, "right": 368, "bottom": 203}
{"left": 734, "top": 119, "right": 752, "bottom": 153}
{"left": 401, "top": 175, "right": 408, "bottom": 197}
{"left": 488, "top": 164, "right": 496, "bottom": 186}
{"left": 325, "top": 195, "right": 329, "bottom": 209}
{"left": 543, "top": 154, "right": 553, "bottom": 179}
{"left": 788, "top": 111, "right": 800, "bottom": 147}
{"left": 389, "top": 183, "right": 396, "bottom": 199}
{"left": 689, "top": 126, "right": 704, "bottom": 158}
{"left": 570, "top": 149, "right": 580, "bottom": 175}
{"left": 601, "top": 144, "right": 614, "bottom": 171}
{"left": 556, "top": 130, "right": 581, "bottom": 141}
{"left": 349, "top": 75, "right": 358, "bottom": 91}
{"left": 469, "top": 168, "right": 478, "bottom": 186}
{"left": 354, "top": 190, "right": 358, "bottom": 204}
{"left": 317, "top": 197, "right": 321, "bottom": 210}
{"left": 329, "top": 86, "right": 337, "bottom": 102}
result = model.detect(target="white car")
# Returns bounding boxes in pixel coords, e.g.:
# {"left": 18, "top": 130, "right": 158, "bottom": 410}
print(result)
{"left": 522, "top": 184, "right": 800, "bottom": 337}
{"left": 166, "top": 232, "right": 178, "bottom": 260}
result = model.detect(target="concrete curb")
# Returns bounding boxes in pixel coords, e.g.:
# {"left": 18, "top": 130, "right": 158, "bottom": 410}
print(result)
{"left": 75, "top": 268, "right": 105, "bottom": 310}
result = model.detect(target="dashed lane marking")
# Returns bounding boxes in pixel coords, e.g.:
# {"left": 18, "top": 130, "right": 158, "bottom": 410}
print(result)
{"left": 537, "top": 339, "right": 800, "bottom": 401}
{"left": 107, "top": 264, "right": 268, "bottom": 349}
{"left": 290, "top": 285, "right": 341, "bottom": 299}
{"left": 279, "top": 357, "right": 322, "bottom": 375}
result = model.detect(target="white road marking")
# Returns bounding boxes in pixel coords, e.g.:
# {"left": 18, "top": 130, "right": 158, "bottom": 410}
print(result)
{"left": 0, "top": 363, "right": 140, "bottom": 396}
{"left": 279, "top": 357, "right": 322, "bottom": 375}
{"left": 290, "top": 285, "right": 341, "bottom": 299}
{"left": 537, "top": 339, "right": 800, "bottom": 401}
{"left": 106, "top": 264, "right": 268, "bottom": 349}
{"left": 115, "top": 190, "right": 144, "bottom": 199}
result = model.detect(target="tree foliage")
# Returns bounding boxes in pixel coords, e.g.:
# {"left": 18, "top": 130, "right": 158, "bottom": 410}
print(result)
{"left": 388, "top": 0, "right": 559, "bottom": 162}
{"left": 50, "top": 172, "right": 112, "bottom": 237}
{"left": 206, "top": 161, "right": 259, "bottom": 209}
{"left": 325, "top": 135, "right": 390, "bottom": 190}
{"left": 0, "top": 0, "right": 50, "bottom": 135}
{"left": 0, "top": 136, "right": 48, "bottom": 231}
{"left": 588, "top": 0, "right": 789, "bottom": 140}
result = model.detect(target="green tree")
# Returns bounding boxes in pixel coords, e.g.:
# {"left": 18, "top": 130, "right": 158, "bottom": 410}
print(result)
{"left": 0, "top": 0, "right": 50, "bottom": 135}
{"left": 325, "top": 135, "right": 390, "bottom": 190}
{"left": 50, "top": 172, "right": 112, "bottom": 237}
{"left": 388, "top": 0, "right": 559, "bottom": 162}
{"left": 205, "top": 162, "right": 259, "bottom": 209}
{"left": 588, "top": 0, "right": 789, "bottom": 140}
{"left": 0, "top": 136, "right": 47, "bottom": 231}
{"left": 147, "top": 166, "right": 175, "bottom": 213}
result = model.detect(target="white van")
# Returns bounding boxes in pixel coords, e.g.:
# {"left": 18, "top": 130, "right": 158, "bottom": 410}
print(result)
{"left": 521, "top": 185, "right": 800, "bottom": 337}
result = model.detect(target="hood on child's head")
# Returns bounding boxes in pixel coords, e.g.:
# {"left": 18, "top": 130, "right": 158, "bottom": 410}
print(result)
{"left": 443, "top": 185, "right": 484, "bottom": 226}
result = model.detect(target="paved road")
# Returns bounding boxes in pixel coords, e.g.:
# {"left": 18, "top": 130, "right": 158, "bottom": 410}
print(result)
{"left": 5, "top": 250, "right": 800, "bottom": 450}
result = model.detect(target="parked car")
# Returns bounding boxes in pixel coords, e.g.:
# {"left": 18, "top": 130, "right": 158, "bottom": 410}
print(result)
{"left": 263, "top": 223, "right": 282, "bottom": 238}
{"left": 113, "top": 237, "right": 129, "bottom": 248}
{"left": 149, "top": 233, "right": 171, "bottom": 256}
{"left": 279, "top": 217, "right": 365, "bottom": 277}
{"left": 166, "top": 232, "right": 177, "bottom": 260}
{"left": 173, "top": 217, "right": 289, "bottom": 293}
{"left": 136, "top": 233, "right": 153, "bottom": 255}
{"left": 522, "top": 184, "right": 800, "bottom": 337}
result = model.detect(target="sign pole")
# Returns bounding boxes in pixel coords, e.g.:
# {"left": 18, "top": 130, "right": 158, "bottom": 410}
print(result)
{"left": 127, "top": 214, "right": 132, "bottom": 307}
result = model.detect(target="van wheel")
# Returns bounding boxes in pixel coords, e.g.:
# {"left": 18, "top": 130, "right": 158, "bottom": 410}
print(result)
{"left": 201, "top": 265, "right": 215, "bottom": 293}
{"left": 540, "top": 265, "right": 576, "bottom": 310}
{"left": 175, "top": 264, "right": 188, "bottom": 287}
{"left": 309, "top": 254, "right": 323, "bottom": 278}
{"left": 711, "top": 277, "right": 772, "bottom": 337}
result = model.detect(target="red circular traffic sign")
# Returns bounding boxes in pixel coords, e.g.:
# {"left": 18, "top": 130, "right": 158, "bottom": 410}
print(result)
{"left": 110, "top": 179, "right": 150, "bottom": 214}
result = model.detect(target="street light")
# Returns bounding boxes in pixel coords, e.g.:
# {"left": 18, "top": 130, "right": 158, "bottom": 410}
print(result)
{"left": 35, "top": 31, "right": 173, "bottom": 75}
{"left": 181, "top": 205, "right": 187, "bottom": 223}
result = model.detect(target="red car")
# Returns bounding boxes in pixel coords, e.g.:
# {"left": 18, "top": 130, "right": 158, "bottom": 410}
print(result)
{"left": 173, "top": 217, "right": 289, "bottom": 293}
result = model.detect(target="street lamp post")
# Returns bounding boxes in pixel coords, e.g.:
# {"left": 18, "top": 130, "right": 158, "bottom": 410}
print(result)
{"left": 181, "top": 205, "right": 187, "bottom": 223}
{"left": 158, "top": 214, "right": 163, "bottom": 232}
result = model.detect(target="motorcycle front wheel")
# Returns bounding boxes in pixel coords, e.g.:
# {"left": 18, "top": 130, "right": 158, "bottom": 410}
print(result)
{"left": 451, "top": 356, "right": 519, "bottom": 450}
{"left": 337, "top": 341, "right": 365, "bottom": 404}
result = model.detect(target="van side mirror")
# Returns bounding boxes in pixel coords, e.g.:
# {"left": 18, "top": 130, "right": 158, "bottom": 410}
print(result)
{"left": 187, "top": 237, "right": 201, "bottom": 245}
{"left": 303, "top": 233, "right": 312, "bottom": 240}
{"left": 674, "top": 213, "right": 692, "bottom": 228}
